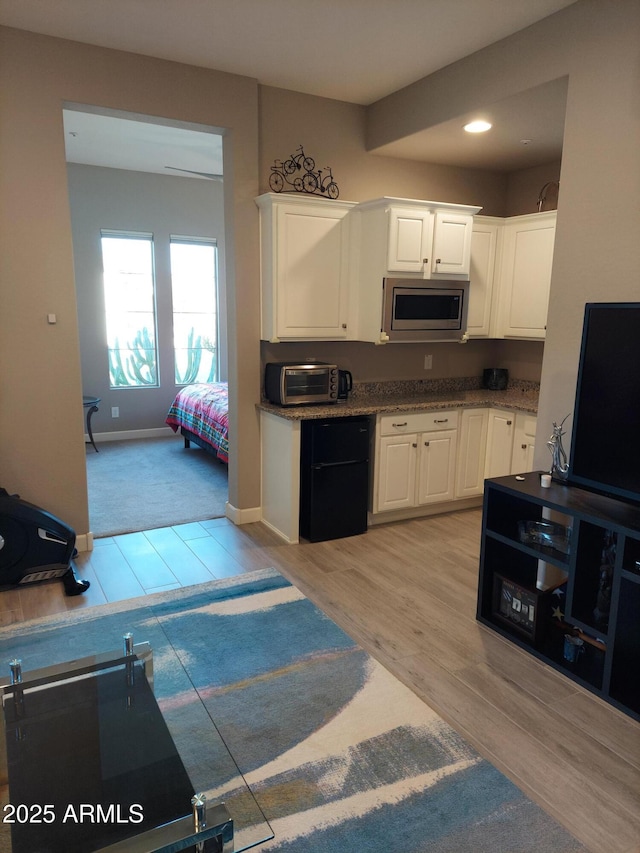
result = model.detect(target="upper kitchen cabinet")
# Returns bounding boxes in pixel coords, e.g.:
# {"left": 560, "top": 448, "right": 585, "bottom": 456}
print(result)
{"left": 467, "top": 211, "right": 557, "bottom": 340}
{"left": 495, "top": 211, "right": 557, "bottom": 339}
{"left": 359, "top": 198, "right": 481, "bottom": 280}
{"left": 467, "top": 216, "right": 502, "bottom": 338}
{"left": 256, "top": 193, "right": 356, "bottom": 341}
{"left": 353, "top": 197, "right": 480, "bottom": 344}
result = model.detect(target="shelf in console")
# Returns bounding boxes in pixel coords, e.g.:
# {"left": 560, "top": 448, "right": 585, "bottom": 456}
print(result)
{"left": 485, "top": 529, "right": 570, "bottom": 569}
{"left": 621, "top": 569, "right": 640, "bottom": 584}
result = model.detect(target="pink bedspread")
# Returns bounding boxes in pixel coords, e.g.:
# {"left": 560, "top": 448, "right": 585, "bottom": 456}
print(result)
{"left": 166, "top": 382, "right": 229, "bottom": 463}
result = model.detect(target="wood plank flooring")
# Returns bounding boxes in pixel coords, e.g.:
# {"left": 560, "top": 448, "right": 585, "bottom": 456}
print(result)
{"left": 1, "top": 510, "right": 638, "bottom": 853}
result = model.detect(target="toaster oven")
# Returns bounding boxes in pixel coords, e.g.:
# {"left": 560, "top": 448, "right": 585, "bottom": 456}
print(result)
{"left": 264, "top": 362, "right": 339, "bottom": 406}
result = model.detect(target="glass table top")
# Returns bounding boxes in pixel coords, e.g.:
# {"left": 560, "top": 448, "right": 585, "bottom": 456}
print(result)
{"left": 0, "top": 608, "right": 274, "bottom": 853}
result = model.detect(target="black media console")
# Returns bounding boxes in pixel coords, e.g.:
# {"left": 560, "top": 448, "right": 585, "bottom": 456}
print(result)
{"left": 477, "top": 472, "right": 640, "bottom": 720}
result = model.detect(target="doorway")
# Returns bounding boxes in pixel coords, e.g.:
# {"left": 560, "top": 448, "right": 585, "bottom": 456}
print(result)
{"left": 64, "top": 105, "right": 229, "bottom": 536}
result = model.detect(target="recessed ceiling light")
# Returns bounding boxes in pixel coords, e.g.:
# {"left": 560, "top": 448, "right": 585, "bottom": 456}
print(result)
{"left": 464, "top": 120, "right": 492, "bottom": 133}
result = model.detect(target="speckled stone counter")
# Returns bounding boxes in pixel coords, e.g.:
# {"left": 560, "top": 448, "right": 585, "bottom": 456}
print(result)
{"left": 257, "top": 377, "right": 539, "bottom": 421}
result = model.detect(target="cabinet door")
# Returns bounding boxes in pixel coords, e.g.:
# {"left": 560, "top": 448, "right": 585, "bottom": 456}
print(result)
{"left": 416, "top": 429, "right": 457, "bottom": 505}
{"left": 456, "top": 408, "right": 489, "bottom": 498}
{"left": 511, "top": 413, "right": 537, "bottom": 474}
{"left": 387, "top": 207, "right": 434, "bottom": 274}
{"left": 376, "top": 433, "right": 417, "bottom": 512}
{"left": 276, "top": 204, "right": 350, "bottom": 339}
{"left": 467, "top": 218, "right": 501, "bottom": 338}
{"left": 497, "top": 212, "right": 556, "bottom": 339}
{"left": 431, "top": 211, "right": 473, "bottom": 279}
{"left": 485, "top": 409, "right": 515, "bottom": 479}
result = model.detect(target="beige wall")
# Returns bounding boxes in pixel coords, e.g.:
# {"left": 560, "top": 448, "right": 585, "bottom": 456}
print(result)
{"left": 0, "top": 26, "right": 260, "bottom": 534}
{"left": 367, "top": 0, "right": 640, "bottom": 468}
{"left": 258, "top": 86, "right": 508, "bottom": 214}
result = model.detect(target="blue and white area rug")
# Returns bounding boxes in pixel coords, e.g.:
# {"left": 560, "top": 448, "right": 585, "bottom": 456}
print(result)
{"left": 0, "top": 569, "right": 588, "bottom": 852}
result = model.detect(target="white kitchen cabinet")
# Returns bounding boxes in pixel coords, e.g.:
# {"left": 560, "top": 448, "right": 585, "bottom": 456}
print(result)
{"left": 387, "top": 206, "right": 434, "bottom": 274}
{"left": 376, "top": 433, "right": 418, "bottom": 512}
{"left": 256, "top": 193, "right": 356, "bottom": 342}
{"left": 510, "top": 412, "right": 538, "bottom": 474}
{"left": 374, "top": 410, "right": 458, "bottom": 513}
{"left": 467, "top": 217, "right": 502, "bottom": 338}
{"left": 484, "top": 409, "right": 516, "bottom": 479}
{"left": 416, "top": 429, "right": 458, "bottom": 504}
{"left": 455, "top": 408, "right": 489, "bottom": 498}
{"left": 495, "top": 211, "right": 556, "bottom": 339}
{"left": 366, "top": 198, "right": 480, "bottom": 280}
{"left": 354, "top": 197, "right": 481, "bottom": 343}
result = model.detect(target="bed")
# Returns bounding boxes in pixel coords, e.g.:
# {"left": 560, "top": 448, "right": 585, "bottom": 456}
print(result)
{"left": 165, "top": 382, "right": 229, "bottom": 463}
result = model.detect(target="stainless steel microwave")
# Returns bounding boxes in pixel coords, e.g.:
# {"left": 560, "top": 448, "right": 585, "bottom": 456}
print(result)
{"left": 381, "top": 278, "right": 469, "bottom": 342}
{"left": 264, "top": 362, "right": 339, "bottom": 406}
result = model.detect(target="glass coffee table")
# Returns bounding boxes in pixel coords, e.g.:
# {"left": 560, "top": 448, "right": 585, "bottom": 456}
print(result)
{"left": 0, "top": 628, "right": 274, "bottom": 852}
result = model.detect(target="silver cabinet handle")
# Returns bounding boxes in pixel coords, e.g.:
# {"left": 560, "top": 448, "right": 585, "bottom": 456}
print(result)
{"left": 434, "top": 418, "right": 448, "bottom": 423}
{"left": 424, "top": 440, "right": 430, "bottom": 446}
{"left": 412, "top": 442, "right": 417, "bottom": 448}
{"left": 435, "top": 258, "right": 442, "bottom": 264}
{"left": 393, "top": 422, "right": 408, "bottom": 428}
{"left": 422, "top": 258, "right": 429, "bottom": 264}
{"left": 507, "top": 420, "right": 513, "bottom": 426}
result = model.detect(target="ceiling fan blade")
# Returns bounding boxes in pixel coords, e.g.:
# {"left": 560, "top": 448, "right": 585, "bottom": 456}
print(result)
{"left": 165, "top": 166, "right": 223, "bottom": 180}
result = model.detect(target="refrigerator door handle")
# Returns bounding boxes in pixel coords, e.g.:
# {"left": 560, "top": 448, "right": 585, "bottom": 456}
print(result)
{"left": 312, "top": 459, "right": 368, "bottom": 469}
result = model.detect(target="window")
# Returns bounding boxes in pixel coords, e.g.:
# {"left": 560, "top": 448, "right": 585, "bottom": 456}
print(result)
{"left": 170, "top": 238, "right": 218, "bottom": 385}
{"left": 101, "top": 231, "right": 158, "bottom": 388}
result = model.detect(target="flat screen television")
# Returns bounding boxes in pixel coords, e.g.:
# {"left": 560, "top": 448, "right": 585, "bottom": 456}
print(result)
{"left": 568, "top": 302, "right": 640, "bottom": 505}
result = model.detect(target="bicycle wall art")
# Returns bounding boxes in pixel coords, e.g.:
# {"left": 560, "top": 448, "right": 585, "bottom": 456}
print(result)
{"left": 269, "top": 145, "right": 340, "bottom": 199}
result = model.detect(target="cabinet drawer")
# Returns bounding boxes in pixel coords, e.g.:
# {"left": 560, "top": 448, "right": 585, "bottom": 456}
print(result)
{"left": 379, "top": 410, "right": 459, "bottom": 435}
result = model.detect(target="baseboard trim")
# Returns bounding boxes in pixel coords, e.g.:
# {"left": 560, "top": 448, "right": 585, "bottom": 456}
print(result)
{"left": 76, "top": 532, "right": 94, "bottom": 553}
{"left": 368, "top": 495, "right": 483, "bottom": 526}
{"left": 89, "top": 427, "right": 176, "bottom": 443}
{"left": 260, "top": 517, "right": 299, "bottom": 544}
{"left": 225, "top": 502, "right": 262, "bottom": 526}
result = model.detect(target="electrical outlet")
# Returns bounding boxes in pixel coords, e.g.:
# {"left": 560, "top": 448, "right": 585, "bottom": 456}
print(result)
{"left": 111, "top": 407, "right": 119, "bottom": 418}
{"left": 424, "top": 354, "right": 433, "bottom": 370}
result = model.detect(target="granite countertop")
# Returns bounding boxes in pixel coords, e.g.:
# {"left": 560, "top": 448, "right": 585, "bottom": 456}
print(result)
{"left": 257, "top": 378, "right": 539, "bottom": 421}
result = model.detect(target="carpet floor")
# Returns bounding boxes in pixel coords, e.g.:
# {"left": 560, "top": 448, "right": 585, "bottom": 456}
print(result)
{"left": 85, "top": 435, "right": 228, "bottom": 537}
{"left": 0, "top": 569, "right": 588, "bottom": 853}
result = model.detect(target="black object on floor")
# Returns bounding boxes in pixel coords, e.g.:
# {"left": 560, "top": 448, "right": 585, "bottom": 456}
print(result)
{"left": 0, "top": 488, "right": 89, "bottom": 595}
{"left": 299, "top": 416, "right": 370, "bottom": 542}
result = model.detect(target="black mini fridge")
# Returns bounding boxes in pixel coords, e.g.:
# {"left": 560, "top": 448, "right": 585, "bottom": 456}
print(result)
{"left": 299, "top": 416, "right": 370, "bottom": 542}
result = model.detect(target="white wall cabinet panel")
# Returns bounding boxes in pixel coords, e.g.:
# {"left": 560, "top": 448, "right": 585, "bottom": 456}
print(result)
{"left": 387, "top": 207, "right": 434, "bottom": 273}
{"left": 496, "top": 211, "right": 556, "bottom": 339}
{"left": 456, "top": 408, "right": 489, "bottom": 498}
{"left": 467, "top": 218, "right": 502, "bottom": 338}
{"left": 257, "top": 193, "right": 355, "bottom": 341}
{"left": 432, "top": 211, "right": 474, "bottom": 278}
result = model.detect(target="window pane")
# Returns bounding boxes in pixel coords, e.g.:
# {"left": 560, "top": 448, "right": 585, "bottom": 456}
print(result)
{"left": 170, "top": 239, "right": 217, "bottom": 385}
{"left": 101, "top": 234, "right": 158, "bottom": 388}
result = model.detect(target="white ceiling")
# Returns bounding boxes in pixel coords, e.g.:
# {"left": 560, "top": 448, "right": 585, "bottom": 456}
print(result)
{"left": 1, "top": 0, "right": 577, "bottom": 174}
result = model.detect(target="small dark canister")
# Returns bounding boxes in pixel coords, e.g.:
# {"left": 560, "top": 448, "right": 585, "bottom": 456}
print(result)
{"left": 483, "top": 368, "right": 509, "bottom": 390}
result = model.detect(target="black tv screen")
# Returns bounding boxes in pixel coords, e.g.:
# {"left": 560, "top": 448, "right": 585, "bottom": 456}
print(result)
{"left": 568, "top": 302, "right": 640, "bottom": 504}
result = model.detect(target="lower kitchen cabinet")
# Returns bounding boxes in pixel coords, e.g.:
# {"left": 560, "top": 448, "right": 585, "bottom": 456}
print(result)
{"left": 511, "top": 412, "right": 537, "bottom": 473}
{"left": 455, "top": 408, "right": 489, "bottom": 498}
{"left": 478, "top": 473, "right": 640, "bottom": 719}
{"left": 374, "top": 411, "right": 458, "bottom": 514}
{"left": 484, "top": 408, "right": 516, "bottom": 479}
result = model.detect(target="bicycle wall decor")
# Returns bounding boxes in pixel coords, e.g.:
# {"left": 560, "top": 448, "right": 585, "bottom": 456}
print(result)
{"left": 269, "top": 145, "right": 340, "bottom": 199}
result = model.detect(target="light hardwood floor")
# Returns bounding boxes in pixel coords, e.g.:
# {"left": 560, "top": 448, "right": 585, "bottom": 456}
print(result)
{"left": 1, "top": 510, "right": 638, "bottom": 853}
